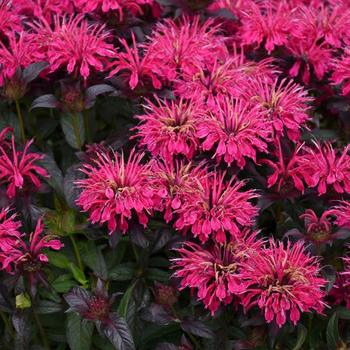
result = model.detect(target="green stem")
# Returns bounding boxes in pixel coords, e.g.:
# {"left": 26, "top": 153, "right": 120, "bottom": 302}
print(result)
{"left": 0, "top": 310, "right": 13, "bottom": 336}
{"left": 32, "top": 307, "right": 50, "bottom": 350}
{"left": 72, "top": 113, "right": 82, "bottom": 149}
{"left": 70, "top": 235, "right": 84, "bottom": 271}
{"left": 83, "top": 110, "right": 91, "bottom": 143}
{"left": 15, "top": 100, "right": 26, "bottom": 143}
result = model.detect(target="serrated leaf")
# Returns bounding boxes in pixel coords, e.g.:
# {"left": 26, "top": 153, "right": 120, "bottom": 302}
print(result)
{"left": 118, "top": 282, "right": 137, "bottom": 318}
{"left": 80, "top": 241, "right": 108, "bottom": 279}
{"left": 181, "top": 319, "right": 214, "bottom": 339}
{"left": 60, "top": 112, "right": 85, "bottom": 149}
{"left": 66, "top": 313, "right": 94, "bottom": 350}
{"left": 30, "top": 94, "right": 59, "bottom": 110}
{"left": 69, "top": 264, "right": 88, "bottom": 288}
{"left": 100, "top": 312, "right": 135, "bottom": 350}
{"left": 109, "top": 263, "right": 136, "bottom": 281}
{"left": 326, "top": 312, "right": 339, "bottom": 350}
{"left": 23, "top": 62, "right": 49, "bottom": 84}
{"left": 292, "top": 324, "right": 307, "bottom": 350}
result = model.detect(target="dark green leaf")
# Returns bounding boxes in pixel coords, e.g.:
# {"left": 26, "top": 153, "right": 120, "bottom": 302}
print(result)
{"left": 46, "top": 251, "right": 71, "bottom": 269}
{"left": 69, "top": 264, "right": 88, "bottom": 288}
{"left": 118, "top": 282, "right": 137, "bottom": 318}
{"left": 326, "top": 312, "right": 339, "bottom": 350}
{"left": 292, "top": 324, "right": 307, "bottom": 350}
{"left": 36, "top": 300, "right": 62, "bottom": 314}
{"left": 60, "top": 112, "right": 85, "bottom": 149}
{"left": 80, "top": 241, "right": 108, "bottom": 279}
{"left": 146, "top": 268, "right": 170, "bottom": 282}
{"left": 109, "top": 263, "right": 136, "bottom": 281}
{"left": 66, "top": 313, "right": 94, "bottom": 350}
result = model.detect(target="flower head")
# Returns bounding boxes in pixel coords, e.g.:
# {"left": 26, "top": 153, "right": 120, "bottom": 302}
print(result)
{"left": 174, "top": 171, "right": 259, "bottom": 243}
{"left": 172, "top": 231, "right": 262, "bottom": 315}
{"left": 146, "top": 16, "right": 227, "bottom": 81}
{"left": 298, "top": 142, "right": 350, "bottom": 195}
{"left": 327, "top": 201, "right": 350, "bottom": 228}
{"left": 0, "top": 0, "right": 22, "bottom": 37}
{"left": 239, "top": 240, "right": 327, "bottom": 327}
{"left": 0, "top": 218, "right": 63, "bottom": 289}
{"left": 196, "top": 97, "right": 272, "bottom": 168}
{"left": 239, "top": 1, "right": 300, "bottom": 54}
{"left": 0, "top": 135, "right": 49, "bottom": 199}
{"left": 241, "top": 78, "right": 312, "bottom": 142}
{"left": 149, "top": 158, "right": 207, "bottom": 222}
{"left": 331, "top": 49, "right": 350, "bottom": 96}
{"left": 109, "top": 33, "right": 161, "bottom": 91}
{"left": 0, "top": 32, "right": 44, "bottom": 87}
{"left": 134, "top": 97, "right": 204, "bottom": 161}
{"left": 76, "top": 148, "right": 154, "bottom": 233}
{"left": 0, "top": 207, "right": 22, "bottom": 252}
{"left": 41, "top": 15, "right": 116, "bottom": 81}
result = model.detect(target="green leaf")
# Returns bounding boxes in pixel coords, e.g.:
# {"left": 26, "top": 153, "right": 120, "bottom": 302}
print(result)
{"left": 145, "top": 268, "right": 171, "bottom": 282}
{"left": 47, "top": 251, "right": 71, "bottom": 269}
{"left": 52, "top": 275, "right": 77, "bottom": 293}
{"left": 326, "top": 312, "right": 339, "bottom": 350}
{"left": 337, "top": 306, "right": 350, "bottom": 320}
{"left": 109, "top": 263, "right": 136, "bottom": 281}
{"left": 292, "top": 324, "right": 307, "bottom": 350}
{"left": 61, "top": 112, "right": 85, "bottom": 149}
{"left": 36, "top": 300, "right": 62, "bottom": 314}
{"left": 66, "top": 313, "right": 94, "bottom": 350}
{"left": 80, "top": 241, "right": 108, "bottom": 279}
{"left": 15, "top": 293, "right": 31, "bottom": 309}
{"left": 69, "top": 263, "right": 88, "bottom": 288}
{"left": 118, "top": 282, "right": 137, "bottom": 318}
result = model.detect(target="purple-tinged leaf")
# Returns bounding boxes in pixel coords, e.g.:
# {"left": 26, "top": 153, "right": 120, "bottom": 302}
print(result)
{"left": 23, "top": 62, "right": 49, "bottom": 84}
{"left": 181, "top": 319, "right": 214, "bottom": 339}
{"left": 30, "top": 94, "right": 59, "bottom": 110}
{"left": 64, "top": 286, "right": 90, "bottom": 314}
{"left": 140, "top": 304, "right": 173, "bottom": 325}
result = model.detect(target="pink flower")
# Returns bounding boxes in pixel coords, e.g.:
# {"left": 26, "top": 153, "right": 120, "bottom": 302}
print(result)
{"left": 0, "top": 218, "right": 63, "bottom": 278}
{"left": 76, "top": 149, "right": 154, "bottom": 233}
{"left": 174, "top": 59, "right": 242, "bottom": 107}
{"left": 299, "top": 142, "right": 350, "bottom": 195}
{"left": 196, "top": 97, "right": 272, "bottom": 168}
{"left": 172, "top": 231, "right": 262, "bottom": 315}
{"left": 174, "top": 171, "right": 259, "bottom": 243}
{"left": 239, "top": 240, "right": 327, "bottom": 327}
{"left": 261, "top": 142, "right": 307, "bottom": 195}
{"left": 327, "top": 201, "right": 350, "bottom": 228}
{"left": 41, "top": 15, "right": 116, "bottom": 81}
{"left": 13, "top": 0, "right": 74, "bottom": 22}
{"left": 285, "top": 209, "right": 350, "bottom": 247}
{"left": 0, "top": 32, "right": 44, "bottom": 86}
{"left": 134, "top": 97, "right": 204, "bottom": 161}
{"left": 239, "top": 1, "right": 301, "bottom": 54}
{"left": 0, "top": 207, "right": 22, "bottom": 253}
{"left": 146, "top": 16, "right": 227, "bottom": 81}
{"left": 0, "top": 0, "right": 22, "bottom": 37}
{"left": 241, "top": 78, "right": 312, "bottom": 142}
{"left": 287, "top": 37, "right": 332, "bottom": 84}
{"left": 331, "top": 49, "right": 350, "bottom": 96}
{"left": 0, "top": 135, "right": 49, "bottom": 199}
{"left": 329, "top": 272, "right": 350, "bottom": 309}
{"left": 149, "top": 158, "right": 207, "bottom": 222}
{"left": 109, "top": 33, "right": 162, "bottom": 91}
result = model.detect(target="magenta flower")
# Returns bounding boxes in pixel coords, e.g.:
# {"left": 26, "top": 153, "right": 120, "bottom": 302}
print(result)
{"left": 239, "top": 240, "right": 327, "bottom": 328}
{"left": 174, "top": 59, "right": 242, "bottom": 107}
{"left": 0, "top": 136, "right": 49, "bottom": 199}
{"left": 285, "top": 209, "right": 350, "bottom": 248}
{"left": 329, "top": 272, "right": 350, "bottom": 309}
{"left": 0, "top": 0, "right": 22, "bottom": 37}
{"left": 0, "top": 207, "right": 22, "bottom": 253}
{"left": 327, "top": 201, "right": 350, "bottom": 228}
{"left": 287, "top": 37, "right": 332, "bottom": 84}
{"left": 14, "top": 0, "right": 74, "bottom": 22}
{"left": 149, "top": 158, "right": 207, "bottom": 222}
{"left": 172, "top": 231, "right": 262, "bottom": 315}
{"left": 134, "top": 97, "right": 204, "bottom": 161}
{"left": 76, "top": 149, "right": 154, "bottom": 233}
{"left": 109, "top": 33, "right": 162, "bottom": 91}
{"left": 239, "top": 1, "right": 300, "bottom": 54}
{"left": 242, "top": 78, "right": 312, "bottom": 142}
{"left": 174, "top": 171, "right": 259, "bottom": 243}
{"left": 196, "top": 97, "right": 272, "bottom": 168}
{"left": 331, "top": 49, "right": 350, "bottom": 96}
{"left": 299, "top": 142, "right": 350, "bottom": 195}
{"left": 261, "top": 142, "right": 307, "bottom": 195}
{"left": 42, "top": 15, "right": 116, "bottom": 81}
{"left": 146, "top": 16, "right": 227, "bottom": 81}
{"left": 0, "top": 218, "right": 63, "bottom": 281}
{"left": 0, "top": 32, "right": 44, "bottom": 87}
